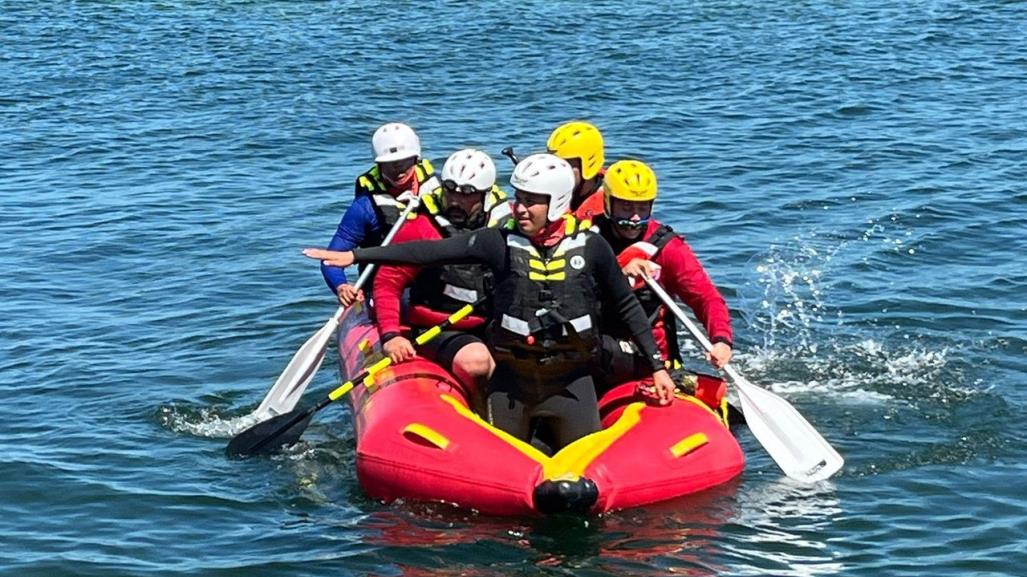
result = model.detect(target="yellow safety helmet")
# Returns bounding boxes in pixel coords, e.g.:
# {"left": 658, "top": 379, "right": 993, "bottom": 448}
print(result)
{"left": 603, "top": 159, "right": 657, "bottom": 216}
{"left": 546, "top": 121, "right": 605, "bottom": 180}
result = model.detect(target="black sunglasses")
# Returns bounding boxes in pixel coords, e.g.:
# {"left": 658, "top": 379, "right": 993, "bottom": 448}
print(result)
{"left": 442, "top": 179, "right": 488, "bottom": 196}
{"left": 379, "top": 157, "right": 417, "bottom": 172}
{"left": 614, "top": 217, "right": 650, "bottom": 230}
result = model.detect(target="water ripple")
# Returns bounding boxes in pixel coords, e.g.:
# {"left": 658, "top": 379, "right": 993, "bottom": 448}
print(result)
{"left": 3, "top": 1, "right": 1026, "bottom": 576}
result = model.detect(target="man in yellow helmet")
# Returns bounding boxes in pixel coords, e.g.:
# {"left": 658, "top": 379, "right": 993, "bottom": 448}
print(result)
{"left": 546, "top": 121, "right": 607, "bottom": 224}
{"left": 593, "top": 159, "right": 734, "bottom": 387}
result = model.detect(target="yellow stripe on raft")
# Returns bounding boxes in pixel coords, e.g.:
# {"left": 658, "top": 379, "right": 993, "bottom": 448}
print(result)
{"left": 440, "top": 394, "right": 551, "bottom": 463}
{"left": 438, "top": 395, "right": 646, "bottom": 482}
{"left": 546, "top": 403, "right": 644, "bottom": 480}
{"left": 403, "top": 423, "right": 450, "bottom": 450}
{"left": 669, "top": 432, "right": 708, "bottom": 458}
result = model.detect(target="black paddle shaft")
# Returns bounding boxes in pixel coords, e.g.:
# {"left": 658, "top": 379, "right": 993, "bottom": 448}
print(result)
{"left": 226, "top": 295, "right": 489, "bottom": 459}
{"left": 225, "top": 394, "right": 334, "bottom": 459}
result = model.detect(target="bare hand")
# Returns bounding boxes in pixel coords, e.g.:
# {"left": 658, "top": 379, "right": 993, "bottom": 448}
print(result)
{"left": 621, "top": 258, "right": 661, "bottom": 289}
{"left": 637, "top": 369, "right": 676, "bottom": 406}
{"left": 621, "top": 257, "right": 657, "bottom": 279}
{"left": 304, "top": 248, "right": 354, "bottom": 268}
{"left": 336, "top": 283, "right": 364, "bottom": 307}
{"left": 383, "top": 336, "right": 416, "bottom": 363}
{"left": 706, "top": 342, "right": 733, "bottom": 369}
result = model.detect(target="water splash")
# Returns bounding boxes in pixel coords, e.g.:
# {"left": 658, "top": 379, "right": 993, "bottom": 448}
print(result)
{"left": 732, "top": 222, "right": 980, "bottom": 409}
{"left": 745, "top": 240, "right": 837, "bottom": 355}
{"left": 157, "top": 403, "right": 261, "bottom": 438}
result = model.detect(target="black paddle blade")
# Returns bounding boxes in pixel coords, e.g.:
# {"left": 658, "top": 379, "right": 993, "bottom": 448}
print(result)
{"left": 726, "top": 402, "right": 747, "bottom": 427}
{"left": 225, "top": 409, "right": 315, "bottom": 459}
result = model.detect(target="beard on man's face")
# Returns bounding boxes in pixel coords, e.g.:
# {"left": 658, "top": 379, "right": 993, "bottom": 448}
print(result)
{"left": 443, "top": 205, "right": 468, "bottom": 224}
{"left": 444, "top": 203, "right": 487, "bottom": 228}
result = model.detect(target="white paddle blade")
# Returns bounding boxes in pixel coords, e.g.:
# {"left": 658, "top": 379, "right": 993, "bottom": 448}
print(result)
{"left": 248, "top": 315, "right": 339, "bottom": 422}
{"left": 734, "top": 378, "right": 844, "bottom": 483}
{"left": 245, "top": 197, "right": 417, "bottom": 422}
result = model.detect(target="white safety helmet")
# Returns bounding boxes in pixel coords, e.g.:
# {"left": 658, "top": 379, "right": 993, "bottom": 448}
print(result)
{"left": 510, "top": 153, "right": 575, "bottom": 221}
{"left": 372, "top": 122, "right": 421, "bottom": 163}
{"left": 440, "top": 148, "right": 496, "bottom": 192}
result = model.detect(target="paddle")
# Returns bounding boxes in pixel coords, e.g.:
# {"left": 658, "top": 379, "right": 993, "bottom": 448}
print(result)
{"left": 643, "top": 276, "right": 844, "bottom": 483}
{"left": 246, "top": 193, "right": 424, "bottom": 423}
{"left": 227, "top": 295, "right": 486, "bottom": 458}
{"left": 500, "top": 147, "right": 520, "bottom": 166}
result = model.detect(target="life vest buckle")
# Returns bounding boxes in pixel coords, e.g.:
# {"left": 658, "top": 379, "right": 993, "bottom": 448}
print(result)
{"left": 538, "top": 288, "right": 554, "bottom": 304}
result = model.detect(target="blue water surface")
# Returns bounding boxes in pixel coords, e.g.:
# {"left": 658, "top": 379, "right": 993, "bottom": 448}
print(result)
{"left": 2, "top": 1, "right": 1026, "bottom": 576}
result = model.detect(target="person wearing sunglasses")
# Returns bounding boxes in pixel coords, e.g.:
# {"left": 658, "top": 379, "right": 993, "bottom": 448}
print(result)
{"left": 592, "top": 159, "right": 733, "bottom": 391}
{"left": 305, "top": 153, "right": 676, "bottom": 451}
{"left": 547, "top": 120, "right": 608, "bottom": 224}
{"left": 320, "top": 122, "right": 437, "bottom": 306}
{"left": 370, "top": 149, "right": 510, "bottom": 406}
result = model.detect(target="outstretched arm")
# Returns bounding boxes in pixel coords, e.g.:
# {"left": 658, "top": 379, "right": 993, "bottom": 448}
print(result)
{"left": 305, "top": 228, "right": 507, "bottom": 269}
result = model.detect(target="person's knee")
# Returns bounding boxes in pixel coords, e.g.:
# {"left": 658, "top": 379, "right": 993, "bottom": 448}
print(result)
{"left": 453, "top": 343, "right": 494, "bottom": 378}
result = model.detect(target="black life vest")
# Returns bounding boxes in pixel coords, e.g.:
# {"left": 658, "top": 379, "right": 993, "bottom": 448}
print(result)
{"left": 614, "top": 223, "right": 683, "bottom": 363}
{"left": 487, "top": 216, "right": 602, "bottom": 378}
{"left": 407, "top": 187, "right": 510, "bottom": 313}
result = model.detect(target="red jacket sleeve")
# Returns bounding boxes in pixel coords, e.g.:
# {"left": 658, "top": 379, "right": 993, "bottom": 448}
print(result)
{"left": 657, "top": 236, "right": 733, "bottom": 345}
{"left": 371, "top": 215, "right": 435, "bottom": 335}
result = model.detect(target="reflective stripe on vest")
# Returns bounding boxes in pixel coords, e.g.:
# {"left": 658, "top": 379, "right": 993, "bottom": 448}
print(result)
{"left": 500, "top": 311, "right": 592, "bottom": 337}
{"left": 500, "top": 314, "right": 531, "bottom": 336}
{"left": 442, "top": 284, "right": 479, "bottom": 304}
{"left": 627, "top": 240, "right": 660, "bottom": 258}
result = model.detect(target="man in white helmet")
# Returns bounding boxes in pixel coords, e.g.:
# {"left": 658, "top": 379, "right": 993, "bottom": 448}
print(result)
{"left": 371, "top": 149, "right": 510, "bottom": 406}
{"left": 305, "top": 153, "right": 676, "bottom": 451}
{"left": 320, "top": 122, "right": 436, "bottom": 306}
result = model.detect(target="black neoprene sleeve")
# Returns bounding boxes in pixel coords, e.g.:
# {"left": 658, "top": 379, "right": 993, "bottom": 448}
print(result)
{"left": 586, "top": 236, "right": 666, "bottom": 373}
{"left": 353, "top": 228, "right": 506, "bottom": 269}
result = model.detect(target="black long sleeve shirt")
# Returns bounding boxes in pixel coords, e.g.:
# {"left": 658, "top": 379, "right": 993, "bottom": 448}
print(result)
{"left": 353, "top": 228, "right": 666, "bottom": 372}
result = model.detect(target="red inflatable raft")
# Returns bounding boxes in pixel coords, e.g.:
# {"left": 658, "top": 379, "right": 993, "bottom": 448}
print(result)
{"left": 337, "top": 303, "right": 744, "bottom": 516}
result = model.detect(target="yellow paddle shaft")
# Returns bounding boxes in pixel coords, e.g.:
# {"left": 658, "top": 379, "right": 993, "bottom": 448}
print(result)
{"left": 325, "top": 301, "right": 479, "bottom": 402}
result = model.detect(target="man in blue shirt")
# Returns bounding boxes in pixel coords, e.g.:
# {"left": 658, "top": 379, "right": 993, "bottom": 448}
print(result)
{"left": 321, "top": 122, "right": 436, "bottom": 305}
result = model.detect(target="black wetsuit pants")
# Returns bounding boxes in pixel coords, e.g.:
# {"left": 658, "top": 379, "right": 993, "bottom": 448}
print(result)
{"left": 486, "top": 367, "right": 601, "bottom": 452}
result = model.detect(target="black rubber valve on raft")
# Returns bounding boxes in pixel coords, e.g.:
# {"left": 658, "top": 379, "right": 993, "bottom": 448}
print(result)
{"left": 533, "top": 477, "right": 599, "bottom": 515}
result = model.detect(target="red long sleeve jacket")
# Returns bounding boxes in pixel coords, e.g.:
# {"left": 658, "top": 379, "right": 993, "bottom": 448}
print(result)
{"left": 606, "top": 218, "right": 733, "bottom": 360}
{"left": 372, "top": 214, "right": 488, "bottom": 337}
